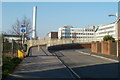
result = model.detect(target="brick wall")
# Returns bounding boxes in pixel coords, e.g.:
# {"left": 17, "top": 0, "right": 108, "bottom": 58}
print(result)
{"left": 48, "top": 43, "right": 91, "bottom": 51}
{"left": 91, "top": 42, "right": 96, "bottom": 52}
{"left": 91, "top": 41, "right": 117, "bottom": 56}
{"left": 108, "top": 41, "right": 117, "bottom": 56}
{"left": 91, "top": 41, "right": 101, "bottom": 53}
{"left": 80, "top": 44, "right": 91, "bottom": 48}
{"left": 101, "top": 41, "right": 109, "bottom": 55}
{"left": 91, "top": 42, "right": 95, "bottom": 53}
{"left": 118, "top": 41, "right": 120, "bottom": 57}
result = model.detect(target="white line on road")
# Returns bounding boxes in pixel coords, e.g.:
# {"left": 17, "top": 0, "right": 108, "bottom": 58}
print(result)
{"left": 76, "top": 51, "right": 119, "bottom": 62}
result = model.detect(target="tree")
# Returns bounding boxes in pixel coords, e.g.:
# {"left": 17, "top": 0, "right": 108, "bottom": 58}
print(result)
{"left": 103, "top": 35, "right": 115, "bottom": 41}
{"left": 10, "top": 17, "right": 32, "bottom": 38}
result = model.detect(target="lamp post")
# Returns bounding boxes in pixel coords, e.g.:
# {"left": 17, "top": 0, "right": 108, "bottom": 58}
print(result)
{"left": 108, "top": 13, "right": 119, "bottom": 57}
{"left": 108, "top": 13, "right": 118, "bottom": 20}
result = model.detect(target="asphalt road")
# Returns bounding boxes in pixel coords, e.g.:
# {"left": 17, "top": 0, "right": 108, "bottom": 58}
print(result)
{"left": 4, "top": 46, "right": 119, "bottom": 80}
{"left": 54, "top": 49, "right": 119, "bottom": 79}
{"left": 4, "top": 46, "right": 76, "bottom": 80}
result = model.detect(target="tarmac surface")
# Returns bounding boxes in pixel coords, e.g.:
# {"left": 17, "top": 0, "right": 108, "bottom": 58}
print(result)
{"left": 4, "top": 46, "right": 75, "bottom": 80}
{"left": 54, "top": 49, "right": 119, "bottom": 79}
{"left": 4, "top": 46, "right": 120, "bottom": 80}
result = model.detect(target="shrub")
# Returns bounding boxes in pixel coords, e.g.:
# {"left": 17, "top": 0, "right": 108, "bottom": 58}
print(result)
{"left": 103, "top": 35, "right": 115, "bottom": 41}
{"left": 23, "top": 44, "right": 27, "bottom": 52}
{"left": 2, "top": 57, "right": 22, "bottom": 79}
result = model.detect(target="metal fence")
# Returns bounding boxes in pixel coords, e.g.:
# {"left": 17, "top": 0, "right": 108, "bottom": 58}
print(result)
{"left": 2, "top": 38, "right": 22, "bottom": 58}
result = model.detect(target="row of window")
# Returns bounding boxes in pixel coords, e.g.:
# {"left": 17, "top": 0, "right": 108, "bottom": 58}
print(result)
{"left": 98, "top": 31, "right": 114, "bottom": 35}
{"left": 85, "top": 29, "right": 94, "bottom": 32}
{"left": 62, "top": 33, "right": 94, "bottom": 35}
{"left": 62, "top": 29, "right": 94, "bottom": 32}
{"left": 98, "top": 26, "right": 114, "bottom": 31}
{"left": 61, "top": 36, "right": 94, "bottom": 38}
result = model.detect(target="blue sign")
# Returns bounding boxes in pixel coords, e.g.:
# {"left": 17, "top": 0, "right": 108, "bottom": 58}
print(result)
{"left": 21, "top": 25, "right": 26, "bottom": 27}
{"left": 21, "top": 29, "right": 26, "bottom": 32}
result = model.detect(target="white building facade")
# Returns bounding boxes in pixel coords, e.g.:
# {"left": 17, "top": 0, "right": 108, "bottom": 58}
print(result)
{"left": 58, "top": 26, "right": 95, "bottom": 41}
{"left": 58, "top": 23, "right": 118, "bottom": 41}
{"left": 94, "top": 23, "right": 118, "bottom": 41}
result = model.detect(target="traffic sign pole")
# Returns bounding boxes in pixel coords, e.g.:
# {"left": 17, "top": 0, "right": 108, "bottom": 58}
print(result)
{"left": 21, "top": 24, "right": 26, "bottom": 49}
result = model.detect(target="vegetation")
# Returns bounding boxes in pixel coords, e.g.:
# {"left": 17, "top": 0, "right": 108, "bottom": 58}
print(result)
{"left": 23, "top": 44, "right": 27, "bottom": 52}
{"left": 2, "top": 57, "right": 22, "bottom": 79}
{"left": 9, "top": 16, "right": 32, "bottom": 38}
{"left": 103, "top": 35, "right": 115, "bottom": 41}
{"left": 3, "top": 39, "right": 12, "bottom": 53}
{"left": 2, "top": 35, "right": 23, "bottom": 79}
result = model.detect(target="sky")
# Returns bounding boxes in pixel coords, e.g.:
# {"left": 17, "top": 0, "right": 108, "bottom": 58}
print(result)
{"left": 2, "top": 2, "right": 118, "bottom": 37}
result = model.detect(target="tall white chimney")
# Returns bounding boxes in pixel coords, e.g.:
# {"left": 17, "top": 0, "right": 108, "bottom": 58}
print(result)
{"left": 32, "top": 6, "right": 37, "bottom": 39}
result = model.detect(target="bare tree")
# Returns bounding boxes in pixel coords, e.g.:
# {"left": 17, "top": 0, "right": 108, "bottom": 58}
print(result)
{"left": 10, "top": 17, "right": 32, "bottom": 38}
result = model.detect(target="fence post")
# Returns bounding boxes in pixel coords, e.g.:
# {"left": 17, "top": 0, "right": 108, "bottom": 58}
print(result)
{"left": 0, "top": 34, "right": 2, "bottom": 80}
{"left": 12, "top": 39, "right": 14, "bottom": 58}
{"left": 117, "top": 40, "right": 120, "bottom": 57}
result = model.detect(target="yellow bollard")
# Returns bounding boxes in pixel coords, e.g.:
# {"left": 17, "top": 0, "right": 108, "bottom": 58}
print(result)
{"left": 18, "top": 50, "right": 24, "bottom": 58}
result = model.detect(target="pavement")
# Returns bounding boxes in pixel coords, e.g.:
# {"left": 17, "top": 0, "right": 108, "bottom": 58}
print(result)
{"left": 54, "top": 49, "right": 119, "bottom": 79}
{"left": 75, "top": 48, "right": 119, "bottom": 61}
{"left": 4, "top": 46, "right": 75, "bottom": 80}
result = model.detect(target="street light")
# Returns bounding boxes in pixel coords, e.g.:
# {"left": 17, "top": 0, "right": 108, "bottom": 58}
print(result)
{"left": 108, "top": 13, "right": 118, "bottom": 20}
{"left": 108, "top": 14, "right": 116, "bottom": 17}
{"left": 108, "top": 13, "right": 119, "bottom": 57}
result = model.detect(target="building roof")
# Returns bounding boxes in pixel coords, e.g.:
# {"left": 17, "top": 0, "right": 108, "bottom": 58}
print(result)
{"left": 3, "top": 34, "right": 21, "bottom": 37}
{"left": 64, "top": 26, "right": 73, "bottom": 28}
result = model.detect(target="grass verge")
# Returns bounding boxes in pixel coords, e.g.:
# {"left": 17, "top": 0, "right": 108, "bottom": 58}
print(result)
{"left": 2, "top": 57, "right": 22, "bottom": 79}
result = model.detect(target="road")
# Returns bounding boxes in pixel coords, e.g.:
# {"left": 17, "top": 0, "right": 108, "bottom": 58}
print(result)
{"left": 53, "top": 49, "right": 119, "bottom": 79}
{"left": 5, "top": 46, "right": 76, "bottom": 80}
{"left": 5, "top": 46, "right": 119, "bottom": 80}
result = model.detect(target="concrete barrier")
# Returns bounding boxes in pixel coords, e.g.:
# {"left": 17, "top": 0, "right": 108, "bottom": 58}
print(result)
{"left": 25, "top": 39, "right": 92, "bottom": 56}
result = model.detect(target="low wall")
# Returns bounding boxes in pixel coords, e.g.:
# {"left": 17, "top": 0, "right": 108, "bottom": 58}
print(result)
{"left": 91, "top": 40, "right": 117, "bottom": 56}
{"left": 91, "top": 41, "right": 101, "bottom": 53}
{"left": 101, "top": 41, "right": 108, "bottom": 55}
{"left": 48, "top": 43, "right": 91, "bottom": 51}
{"left": 25, "top": 39, "right": 92, "bottom": 56}
{"left": 119, "top": 41, "right": 120, "bottom": 57}
{"left": 109, "top": 41, "right": 117, "bottom": 56}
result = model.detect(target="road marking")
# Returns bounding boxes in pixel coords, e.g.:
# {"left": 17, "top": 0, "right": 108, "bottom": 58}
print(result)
{"left": 54, "top": 52, "right": 81, "bottom": 79}
{"left": 76, "top": 51, "right": 119, "bottom": 62}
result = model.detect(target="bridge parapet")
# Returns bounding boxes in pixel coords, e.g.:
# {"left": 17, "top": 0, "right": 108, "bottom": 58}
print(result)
{"left": 24, "top": 39, "right": 92, "bottom": 56}
{"left": 25, "top": 39, "right": 92, "bottom": 48}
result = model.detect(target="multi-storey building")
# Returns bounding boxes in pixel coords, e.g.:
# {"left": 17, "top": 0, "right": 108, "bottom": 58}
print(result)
{"left": 49, "top": 18, "right": 120, "bottom": 41}
{"left": 58, "top": 26, "right": 94, "bottom": 40}
{"left": 48, "top": 32, "right": 58, "bottom": 39}
{"left": 94, "top": 23, "right": 118, "bottom": 41}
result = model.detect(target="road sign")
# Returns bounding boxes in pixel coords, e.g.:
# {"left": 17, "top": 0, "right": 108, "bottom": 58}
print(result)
{"left": 21, "top": 29, "right": 26, "bottom": 33}
{"left": 20, "top": 24, "right": 26, "bottom": 34}
{"left": 21, "top": 24, "right": 26, "bottom": 27}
